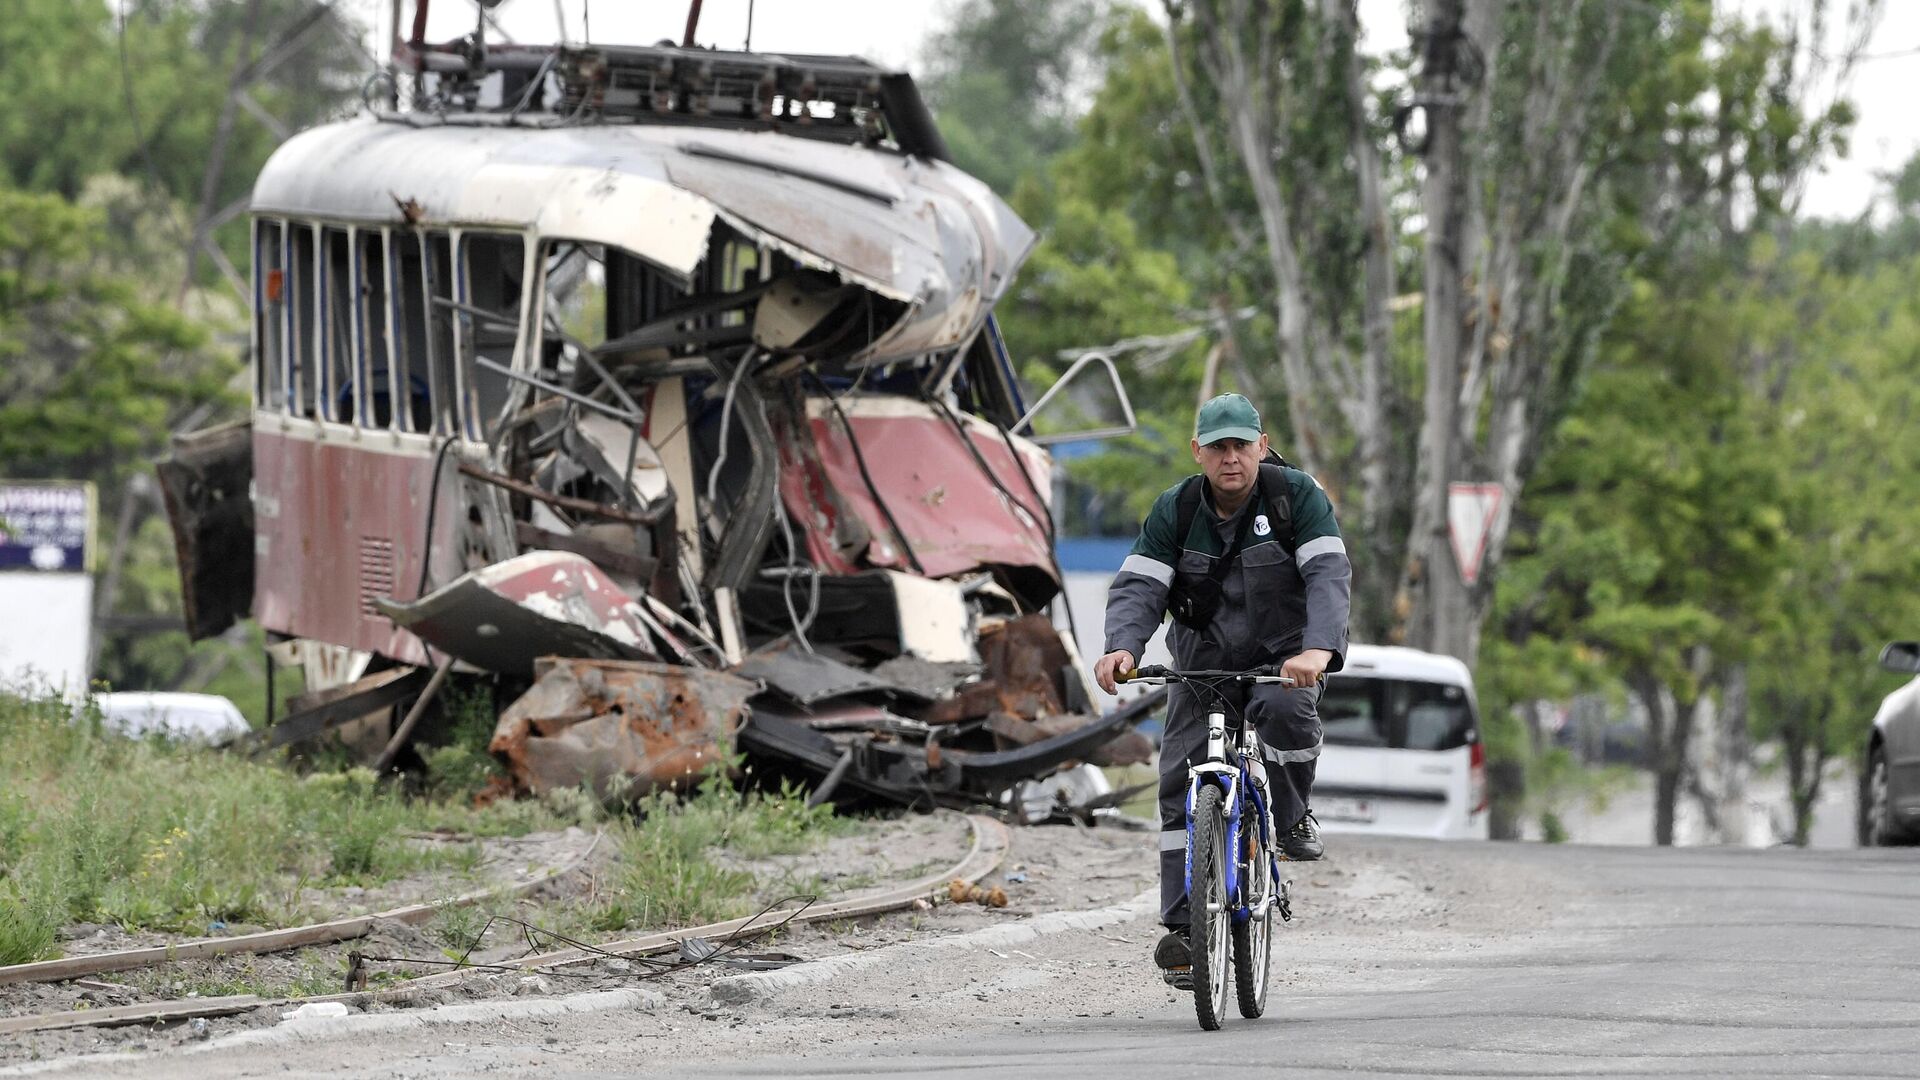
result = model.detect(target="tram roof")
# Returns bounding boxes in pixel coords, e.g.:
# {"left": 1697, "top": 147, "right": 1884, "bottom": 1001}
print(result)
{"left": 251, "top": 116, "right": 1033, "bottom": 357}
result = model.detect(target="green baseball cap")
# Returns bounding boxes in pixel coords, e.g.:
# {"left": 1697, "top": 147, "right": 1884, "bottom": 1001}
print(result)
{"left": 1195, "top": 393, "right": 1263, "bottom": 446}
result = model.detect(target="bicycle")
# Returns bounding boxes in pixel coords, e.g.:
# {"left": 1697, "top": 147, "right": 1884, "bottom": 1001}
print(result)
{"left": 1118, "top": 664, "right": 1296, "bottom": 1031}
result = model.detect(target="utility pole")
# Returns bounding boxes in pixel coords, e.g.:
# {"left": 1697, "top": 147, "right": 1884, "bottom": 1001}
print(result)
{"left": 1413, "top": 0, "right": 1473, "bottom": 662}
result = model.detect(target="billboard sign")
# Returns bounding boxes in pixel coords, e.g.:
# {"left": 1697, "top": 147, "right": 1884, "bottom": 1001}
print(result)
{"left": 0, "top": 481, "right": 95, "bottom": 574}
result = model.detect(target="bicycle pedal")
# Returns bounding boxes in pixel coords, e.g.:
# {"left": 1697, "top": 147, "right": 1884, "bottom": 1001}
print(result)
{"left": 1161, "top": 968, "right": 1194, "bottom": 991}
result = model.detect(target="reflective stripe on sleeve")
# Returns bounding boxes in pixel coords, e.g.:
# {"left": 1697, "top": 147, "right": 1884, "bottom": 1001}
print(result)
{"left": 1120, "top": 553, "right": 1175, "bottom": 585}
{"left": 1160, "top": 829, "right": 1187, "bottom": 852}
{"left": 1295, "top": 535, "right": 1347, "bottom": 566}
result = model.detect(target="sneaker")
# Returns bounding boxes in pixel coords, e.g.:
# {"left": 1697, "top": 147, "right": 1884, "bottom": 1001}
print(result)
{"left": 1278, "top": 810, "right": 1324, "bottom": 861}
{"left": 1154, "top": 929, "right": 1192, "bottom": 989}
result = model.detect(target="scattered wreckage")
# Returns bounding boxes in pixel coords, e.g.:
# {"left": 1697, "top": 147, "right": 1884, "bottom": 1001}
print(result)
{"left": 159, "top": 38, "right": 1152, "bottom": 817}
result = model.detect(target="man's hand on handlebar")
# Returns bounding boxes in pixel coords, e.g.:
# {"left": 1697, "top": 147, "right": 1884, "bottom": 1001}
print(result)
{"left": 1281, "top": 648, "right": 1334, "bottom": 690}
{"left": 1094, "top": 649, "right": 1135, "bottom": 695}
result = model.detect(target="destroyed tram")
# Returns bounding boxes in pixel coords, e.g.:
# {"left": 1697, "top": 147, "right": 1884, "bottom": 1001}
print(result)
{"left": 160, "top": 41, "right": 1152, "bottom": 811}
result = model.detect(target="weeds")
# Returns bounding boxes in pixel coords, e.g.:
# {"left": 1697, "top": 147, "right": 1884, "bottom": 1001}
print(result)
{"left": 0, "top": 687, "right": 568, "bottom": 963}
{"left": 429, "top": 901, "right": 489, "bottom": 960}
{"left": 423, "top": 682, "right": 503, "bottom": 799}
{"left": 0, "top": 685, "right": 851, "bottom": 965}
{"left": 586, "top": 779, "right": 848, "bottom": 933}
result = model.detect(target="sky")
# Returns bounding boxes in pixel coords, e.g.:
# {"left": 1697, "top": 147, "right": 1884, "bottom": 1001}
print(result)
{"left": 342, "top": 0, "right": 1920, "bottom": 220}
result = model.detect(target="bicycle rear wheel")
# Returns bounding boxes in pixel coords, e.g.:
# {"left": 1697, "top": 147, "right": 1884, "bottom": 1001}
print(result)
{"left": 1232, "top": 804, "right": 1273, "bottom": 1018}
{"left": 1189, "top": 784, "right": 1231, "bottom": 1031}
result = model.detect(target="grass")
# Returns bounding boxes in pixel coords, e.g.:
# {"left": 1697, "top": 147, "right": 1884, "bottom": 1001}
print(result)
{"left": 0, "top": 687, "right": 572, "bottom": 964}
{"left": 585, "top": 779, "right": 852, "bottom": 933}
{"left": 0, "top": 687, "right": 857, "bottom": 968}
{"left": 117, "top": 947, "right": 345, "bottom": 1000}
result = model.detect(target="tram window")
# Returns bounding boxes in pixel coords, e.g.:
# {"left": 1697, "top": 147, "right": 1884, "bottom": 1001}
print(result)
{"left": 460, "top": 233, "right": 526, "bottom": 436}
{"left": 356, "top": 231, "right": 397, "bottom": 429}
{"left": 421, "top": 233, "right": 458, "bottom": 436}
{"left": 322, "top": 227, "right": 356, "bottom": 423}
{"left": 540, "top": 241, "right": 607, "bottom": 375}
{"left": 391, "top": 233, "right": 441, "bottom": 434}
{"left": 289, "top": 224, "right": 320, "bottom": 419}
{"left": 254, "top": 220, "right": 287, "bottom": 413}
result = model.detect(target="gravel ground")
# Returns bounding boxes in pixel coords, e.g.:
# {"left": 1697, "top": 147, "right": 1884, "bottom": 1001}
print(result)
{"left": 2, "top": 824, "right": 1532, "bottom": 1077}
{"left": 0, "top": 810, "right": 1021, "bottom": 1067}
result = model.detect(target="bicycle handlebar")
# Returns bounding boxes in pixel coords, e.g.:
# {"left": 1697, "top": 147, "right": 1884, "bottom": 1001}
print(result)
{"left": 1118, "top": 664, "right": 1295, "bottom": 686}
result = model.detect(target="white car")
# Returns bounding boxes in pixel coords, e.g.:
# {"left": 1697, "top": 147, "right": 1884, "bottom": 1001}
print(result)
{"left": 91, "top": 691, "right": 251, "bottom": 744}
{"left": 1313, "top": 644, "right": 1489, "bottom": 840}
{"left": 1861, "top": 641, "right": 1920, "bottom": 846}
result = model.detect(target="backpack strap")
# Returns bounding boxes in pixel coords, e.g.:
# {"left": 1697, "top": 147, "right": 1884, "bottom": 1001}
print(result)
{"left": 1174, "top": 474, "right": 1205, "bottom": 555}
{"left": 1258, "top": 462, "right": 1293, "bottom": 549}
{"left": 1173, "top": 463, "right": 1296, "bottom": 555}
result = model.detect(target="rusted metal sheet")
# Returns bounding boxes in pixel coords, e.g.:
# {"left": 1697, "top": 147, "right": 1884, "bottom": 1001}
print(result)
{"left": 924, "top": 614, "right": 1076, "bottom": 725}
{"left": 376, "top": 551, "right": 659, "bottom": 677}
{"left": 491, "top": 657, "right": 758, "bottom": 799}
{"left": 733, "top": 641, "right": 898, "bottom": 707}
{"left": 789, "top": 396, "right": 1057, "bottom": 603}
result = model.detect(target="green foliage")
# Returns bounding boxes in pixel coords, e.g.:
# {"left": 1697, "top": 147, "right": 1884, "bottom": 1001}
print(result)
{"left": 429, "top": 901, "right": 490, "bottom": 961}
{"left": 423, "top": 682, "right": 505, "bottom": 799}
{"left": 0, "top": 0, "right": 362, "bottom": 213}
{"left": 920, "top": 0, "right": 1103, "bottom": 196}
{"left": 0, "top": 184, "right": 233, "bottom": 486}
{"left": 587, "top": 778, "right": 848, "bottom": 932}
{"left": 0, "top": 687, "right": 557, "bottom": 961}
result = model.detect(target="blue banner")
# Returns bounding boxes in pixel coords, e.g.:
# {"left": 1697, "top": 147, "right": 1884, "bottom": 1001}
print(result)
{"left": 0, "top": 482, "right": 94, "bottom": 574}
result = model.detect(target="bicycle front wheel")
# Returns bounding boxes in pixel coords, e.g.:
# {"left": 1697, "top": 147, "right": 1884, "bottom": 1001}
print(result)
{"left": 1232, "top": 804, "right": 1273, "bottom": 1018}
{"left": 1189, "top": 784, "right": 1231, "bottom": 1031}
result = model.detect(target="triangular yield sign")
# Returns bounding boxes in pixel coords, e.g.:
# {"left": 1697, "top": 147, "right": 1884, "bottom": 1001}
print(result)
{"left": 1446, "top": 483, "right": 1504, "bottom": 586}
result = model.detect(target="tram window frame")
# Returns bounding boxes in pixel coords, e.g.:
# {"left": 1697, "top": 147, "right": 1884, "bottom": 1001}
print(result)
{"left": 456, "top": 231, "right": 528, "bottom": 441}
{"left": 537, "top": 239, "right": 610, "bottom": 378}
{"left": 422, "top": 232, "right": 459, "bottom": 437}
{"left": 320, "top": 226, "right": 361, "bottom": 424}
{"left": 354, "top": 229, "right": 399, "bottom": 430}
{"left": 253, "top": 219, "right": 288, "bottom": 414}
{"left": 389, "top": 230, "right": 445, "bottom": 436}
{"left": 288, "top": 223, "right": 321, "bottom": 420}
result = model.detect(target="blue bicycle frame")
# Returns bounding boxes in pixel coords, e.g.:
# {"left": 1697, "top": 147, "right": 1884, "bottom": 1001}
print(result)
{"left": 1183, "top": 716, "right": 1280, "bottom": 926}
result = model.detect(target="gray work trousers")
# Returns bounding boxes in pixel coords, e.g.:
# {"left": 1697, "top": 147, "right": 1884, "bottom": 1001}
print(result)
{"left": 1157, "top": 680, "right": 1321, "bottom": 928}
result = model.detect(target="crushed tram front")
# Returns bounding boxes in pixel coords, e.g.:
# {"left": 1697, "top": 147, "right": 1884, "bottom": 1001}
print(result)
{"left": 160, "top": 41, "right": 1150, "bottom": 814}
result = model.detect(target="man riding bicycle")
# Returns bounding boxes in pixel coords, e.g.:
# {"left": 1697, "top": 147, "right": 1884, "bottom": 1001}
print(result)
{"left": 1093, "top": 393, "right": 1352, "bottom": 981}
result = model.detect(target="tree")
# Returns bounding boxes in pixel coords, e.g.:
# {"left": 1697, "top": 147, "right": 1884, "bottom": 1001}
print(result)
{"left": 0, "top": 185, "right": 231, "bottom": 489}
{"left": 919, "top": 0, "right": 1105, "bottom": 196}
{"left": 1156, "top": 0, "right": 1868, "bottom": 664}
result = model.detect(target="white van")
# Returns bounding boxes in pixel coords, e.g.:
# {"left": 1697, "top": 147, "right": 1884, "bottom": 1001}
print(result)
{"left": 1313, "top": 644, "right": 1489, "bottom": 840}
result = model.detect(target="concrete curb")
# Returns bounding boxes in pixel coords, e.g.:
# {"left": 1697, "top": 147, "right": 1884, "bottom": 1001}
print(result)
{"left": 709, "top": 889, "right": 1157, "bottom": 1006}
{"left": 0, "top": 988, "right": 666, "bottom": 1077}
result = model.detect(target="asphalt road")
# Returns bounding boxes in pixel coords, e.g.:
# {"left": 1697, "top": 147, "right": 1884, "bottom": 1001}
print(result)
{"left": 40, "top": 836, "right": 1920, "bottom": 1079}
{"left": 655, "top": 839, "right": 1920, "bottom": 1080}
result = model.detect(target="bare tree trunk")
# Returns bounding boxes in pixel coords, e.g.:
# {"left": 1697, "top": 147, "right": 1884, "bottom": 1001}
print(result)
{"left": 1636, "top": 647, "right": 1707, "bottom": 847}
{"left": 1408, "top": 0, "right": 1476, "bottom": 663}
{"left": 1324, "top": 0, "right": 1395, "bottom": 544}
{"left": 1715, "top": 664, "right": 1752, "bottom": 844}
{"left": 1684, "top": 688, "right": 1726, "bottom": 843}
{"left": 1781, "top": 697, "right": 1830, "bottom": 847}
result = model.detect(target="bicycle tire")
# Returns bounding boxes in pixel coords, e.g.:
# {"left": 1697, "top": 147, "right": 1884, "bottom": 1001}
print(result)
{"left": 1232, "top": 801, "right": 1273, "bottom": 1018}
{"left": 1189, "top": 784, "right": 1231, "bottom": 1031}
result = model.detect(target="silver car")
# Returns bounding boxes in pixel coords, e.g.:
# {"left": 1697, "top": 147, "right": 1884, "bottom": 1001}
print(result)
{"left": 1861, "top": 642, "right": 1920, "bottom": 846}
